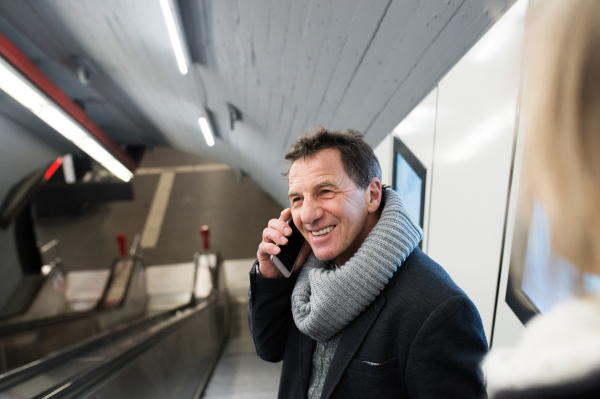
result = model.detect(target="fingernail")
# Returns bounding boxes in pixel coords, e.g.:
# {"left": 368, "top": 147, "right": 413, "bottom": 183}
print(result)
{"left": 281, "top": 237, "right": 288, "bottom": 244}
{"left": 274, "top": 246, "right": 281, "bottom": 253}
{"left": 285, "top": 227, "right": 292, "bottom": 235}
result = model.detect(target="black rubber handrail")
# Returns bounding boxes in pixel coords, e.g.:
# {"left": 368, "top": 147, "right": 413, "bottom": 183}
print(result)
{"left": 0, "top": 257, "right": 139, "bottom": 336}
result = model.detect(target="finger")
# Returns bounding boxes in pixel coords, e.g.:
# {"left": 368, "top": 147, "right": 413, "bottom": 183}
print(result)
{"left": 257, "top": 242, "right": 281, "bottom": 260}
{"left": 262, "top": 225, "right": 289, "bottom": 244}
{"left": 268, "top": 218, "right": 293, "bottom": 236}
{"left": 279, "top": 208, "right": 292, "bottom": 221}
{"left": 262, "top": 227, "right": 288, "bottom": 246}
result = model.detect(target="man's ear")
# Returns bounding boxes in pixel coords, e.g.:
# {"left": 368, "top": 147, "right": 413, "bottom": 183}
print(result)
{"left": 366, "top": 177, "right": 383, "bottom": 213}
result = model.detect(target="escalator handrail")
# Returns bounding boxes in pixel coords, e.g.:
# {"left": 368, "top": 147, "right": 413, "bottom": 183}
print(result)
{"left": 35, "top": 300, "right": 217, "bottom": 399}
{"left": 0, "top": 257, "right": 140, "bottom": 336}
{"left": 0, "top": 255, "right": 223, "bottom": 393}
{"left": 0, "top": 297, "right": 190, "bottom": 392}
{"left": 42, "top": 255, "right": 227, "bottom": 399}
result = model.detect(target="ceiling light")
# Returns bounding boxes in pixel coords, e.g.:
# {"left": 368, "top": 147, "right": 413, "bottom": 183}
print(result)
{"left": 0, "top": 57, "right": 134, "bottom": 182}
{"left": 159, "top": 0, "right": 190, "bottom": 75}
{"left": 198, "top": 113, "right": 215, "bottom": 147}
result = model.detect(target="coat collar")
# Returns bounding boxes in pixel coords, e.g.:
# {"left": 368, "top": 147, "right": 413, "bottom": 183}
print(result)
{"left": 320, "top": 291, "right": 387, "bottom": 399}
{"left": 299, "top": 332, "right": 315, "bottom": 394}
{"left": 298, "top": 267, "right": 399, "bottom": 397}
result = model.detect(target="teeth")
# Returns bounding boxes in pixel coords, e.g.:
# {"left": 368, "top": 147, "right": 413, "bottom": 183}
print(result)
{"left": 312, "top": 226, "right": 334, "bottom": 236}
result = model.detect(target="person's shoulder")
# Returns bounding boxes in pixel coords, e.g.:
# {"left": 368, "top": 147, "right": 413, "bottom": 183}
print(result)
{"left": 386, "top": 247, "right": 470, "bottom": 311}
{"left": 488, "top": 369, "right": 600, "bottom": 399}
{"left": 485, "top": 294, "right": 600, "bottom": 397}
{"left": 393, "top": 247, "right": 465, "bottom": 296}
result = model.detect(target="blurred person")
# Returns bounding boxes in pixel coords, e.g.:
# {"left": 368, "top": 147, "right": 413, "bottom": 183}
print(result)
{"left": 484, "top": 0, "right": 600, "bottom": 398}
{"left": 248, "top": 127, "right": 488, "bottom": 399}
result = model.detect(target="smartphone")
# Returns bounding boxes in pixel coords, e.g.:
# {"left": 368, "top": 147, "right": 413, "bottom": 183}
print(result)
{"left": 270, "top": 217, "right": 305, "bottom": 278}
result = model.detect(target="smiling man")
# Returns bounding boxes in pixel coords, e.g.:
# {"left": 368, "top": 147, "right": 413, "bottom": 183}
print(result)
{"left": 248, "top": 127, "right": 488, "bottom": 399}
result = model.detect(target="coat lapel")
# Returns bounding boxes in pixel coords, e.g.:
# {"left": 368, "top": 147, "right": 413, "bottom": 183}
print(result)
{"left": 320, "top": 293, "right": 387, "bottom": 399}
{"left": 299, "top": 331, "right": 315, "bottom": 395}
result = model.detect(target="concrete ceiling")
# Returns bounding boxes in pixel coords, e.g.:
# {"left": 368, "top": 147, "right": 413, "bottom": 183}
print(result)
{"left": 0, "top": 0, "right": 516, "bottom": 205}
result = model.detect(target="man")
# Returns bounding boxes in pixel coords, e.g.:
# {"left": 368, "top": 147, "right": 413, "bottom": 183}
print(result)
{"left": 249, "top": 127, "right": 488, "bottom": 399}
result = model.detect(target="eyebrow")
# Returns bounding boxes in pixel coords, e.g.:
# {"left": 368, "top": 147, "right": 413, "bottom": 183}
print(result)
{"left": 287, "top": 191, "right": 300, "bottom": 201}
{"left": 287, "top": 180, "right": 339, "bottom": 201}
{"left": 314, "top": 180, "right": 338, "bottom": 190}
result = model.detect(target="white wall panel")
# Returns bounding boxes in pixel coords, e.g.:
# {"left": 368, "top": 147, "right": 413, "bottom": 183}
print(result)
{"left": 427, "top": 0, "right": 528, "bottom": 343}
{"left": 392, "top": 88, "right": 438, "bottom": 251}
{"left": 373, "top": 133, "right": 393, "bottom": 187}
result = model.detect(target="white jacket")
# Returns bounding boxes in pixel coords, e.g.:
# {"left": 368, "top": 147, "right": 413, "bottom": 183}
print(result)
{"left": 484, "top": 293, "right": 600, "bottom": 398}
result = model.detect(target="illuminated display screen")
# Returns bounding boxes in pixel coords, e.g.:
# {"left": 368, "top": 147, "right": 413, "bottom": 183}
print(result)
{"left": 395, "top": 153, "right": 423, "bottom": 226}
{"left": 392, "top": 137, "right": 426, "bottom": 242}
{"left": 507, "top": 201, "right": 600, "bottom": 323}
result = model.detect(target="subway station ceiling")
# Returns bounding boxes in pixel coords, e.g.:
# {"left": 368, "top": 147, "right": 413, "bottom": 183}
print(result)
{"left": 0, "top": 0, "right": 516, "bottom": 205}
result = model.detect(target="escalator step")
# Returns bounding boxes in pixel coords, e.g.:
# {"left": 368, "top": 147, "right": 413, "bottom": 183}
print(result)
{"left": 202, "top": 301, "right": 281, "bottom": 399}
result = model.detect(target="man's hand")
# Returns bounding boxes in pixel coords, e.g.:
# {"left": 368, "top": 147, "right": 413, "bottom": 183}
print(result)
{"left": 257, "top": 208, "right": 311, "bottom": 278}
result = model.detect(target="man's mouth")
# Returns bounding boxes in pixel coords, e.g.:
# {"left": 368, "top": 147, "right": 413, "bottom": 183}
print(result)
{"left": 311, "top": 226, "right": 335, "bottom": 237}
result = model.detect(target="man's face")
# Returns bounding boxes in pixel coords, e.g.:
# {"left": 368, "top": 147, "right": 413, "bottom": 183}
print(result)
{"left": 288, "top": 149, "right": 374, "bottom": 265}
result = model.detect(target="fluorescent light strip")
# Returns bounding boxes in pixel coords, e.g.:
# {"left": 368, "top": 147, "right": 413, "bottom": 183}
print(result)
{"left": 198, "top": 116, "right": 214, "bottom": 147}
{"left": 159, "top": 0, "right": 188, "bottom": 75}
{"left": 0, "top": 57, "right": 134, "bottom": 182}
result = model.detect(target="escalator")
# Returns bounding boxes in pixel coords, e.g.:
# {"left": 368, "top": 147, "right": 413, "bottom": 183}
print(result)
{"left": 0, "top": 154, "right": 278, "bottom": 398}
{"left": 0, "top": 255, "right": 143, "bottom": 370}
{"left": 0, "top": 253, "right": 230, "bottom": 399}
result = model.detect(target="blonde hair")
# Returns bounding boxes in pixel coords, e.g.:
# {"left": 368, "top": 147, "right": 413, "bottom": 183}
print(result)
{"left": 522, "top": 0, "right": 600, "bottom": 275}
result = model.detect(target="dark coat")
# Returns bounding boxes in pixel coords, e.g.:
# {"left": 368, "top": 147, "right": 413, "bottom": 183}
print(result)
{"left": 248, "top": 247, "right": 488, "bottom": 399}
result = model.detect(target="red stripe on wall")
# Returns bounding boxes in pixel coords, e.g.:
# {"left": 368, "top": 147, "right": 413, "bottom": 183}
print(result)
{"left": 0, "top": 31, "right": 137, "bottom": 172}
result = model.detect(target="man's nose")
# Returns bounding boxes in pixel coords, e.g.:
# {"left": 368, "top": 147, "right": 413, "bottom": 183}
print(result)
{"left": 300, "top": 197, "right": 323, "bottom": 226}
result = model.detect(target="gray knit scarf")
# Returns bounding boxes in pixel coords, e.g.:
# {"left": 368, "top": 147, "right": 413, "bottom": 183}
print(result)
{"left": 291, "top": 188, "right": 423, "bottom": 342}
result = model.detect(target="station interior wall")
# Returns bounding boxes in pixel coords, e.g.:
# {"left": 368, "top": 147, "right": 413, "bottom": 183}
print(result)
{"left": 374, "top": 0, "right": 529, "bottom": 348}
{"left": 0, "top": 0, "right": 533, "bottom": 346}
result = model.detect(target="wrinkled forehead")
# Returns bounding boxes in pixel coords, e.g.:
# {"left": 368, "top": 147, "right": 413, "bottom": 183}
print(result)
{"left": 287, "top": 149, "right": 350, "bottom": 191}
{"left": 289, "top": 147, "right": 341, "bottom": 169}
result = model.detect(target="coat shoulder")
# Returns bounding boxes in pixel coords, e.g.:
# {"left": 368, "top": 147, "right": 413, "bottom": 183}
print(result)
{"left": 385, "top": 247, "right": 477, "bottom": 322}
